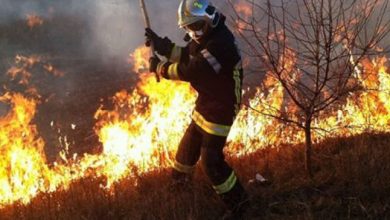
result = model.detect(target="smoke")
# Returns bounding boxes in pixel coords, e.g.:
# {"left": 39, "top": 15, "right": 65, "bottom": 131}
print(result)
{"left": 0, "top": 0, "right": 185, "bottom": 59}
{"left": 2, "top": 0, "right": 388, "bottom": 59}
{"left": 0, "top": 102, "right": 9, "bottom": 117}
{"left": 90, "top": 0, "right": 189, "bottom": 59}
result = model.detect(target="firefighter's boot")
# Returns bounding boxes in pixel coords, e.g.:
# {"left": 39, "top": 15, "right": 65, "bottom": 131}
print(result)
{"left": 220, "top": 182, "right": 249, "bottom": 219}
{"left": 169, "top": 168, "right": 193, "bottom": 192}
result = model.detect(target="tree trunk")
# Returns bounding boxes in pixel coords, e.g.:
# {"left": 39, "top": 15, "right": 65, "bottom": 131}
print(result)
{"left": 304, "top": 118, "right": 313, "bottom": 178}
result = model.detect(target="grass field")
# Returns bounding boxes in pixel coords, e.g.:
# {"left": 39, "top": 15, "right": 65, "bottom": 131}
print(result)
{"left": 1, "top": 13, "right": 389, "bottom": 220}
{"left": 0, "top": 132, "right": 389, "bottom": 220}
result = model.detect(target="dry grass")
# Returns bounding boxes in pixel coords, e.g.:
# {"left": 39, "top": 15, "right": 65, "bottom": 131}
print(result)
{"left": 0, "top": 132, "right": 389, "bottom": 220}
{"left": 231, "top": 132, "right": 390, "bottom": 219}
{"left": 1, "top": 13, "right": 389, "bottom": 220}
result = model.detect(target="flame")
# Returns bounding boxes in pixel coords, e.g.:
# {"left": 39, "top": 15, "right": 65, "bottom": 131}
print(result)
{"left": 0, "top": 93, "right": 46, "bottom": 205}
{"left": 324, "top": 56, "right": 390, "bottom": 132}
{"left": 0, "top": 93, "right": 86, "bottom": 206}
{"left": 0, "top": 45, "right": 388, "bottom": 208}
{"left": 94, "top": 71, "right": 196, "bottom": 184}
{"left": 7, "top": 55, "right": 64, "bottom": 85}
{"left": 26, "top": 14, "right": 43, "bottom": 29}
{"left": 130, "top": 46, "right": 151, "bottom": 73}
{"left": 234, "top": 2, "right": 252, "bottom": 30}
{"left": 7, "top": 55, "right": 40, "bottom": 85}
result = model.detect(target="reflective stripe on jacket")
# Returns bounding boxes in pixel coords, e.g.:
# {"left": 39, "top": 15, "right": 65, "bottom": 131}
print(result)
{"left": 161, "top": 16, "right": 243, "bottom": 137}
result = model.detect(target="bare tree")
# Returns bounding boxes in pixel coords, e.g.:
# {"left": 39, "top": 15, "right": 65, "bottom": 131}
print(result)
{"left": 229, "top": 0, "right": 390, "bottom": 177}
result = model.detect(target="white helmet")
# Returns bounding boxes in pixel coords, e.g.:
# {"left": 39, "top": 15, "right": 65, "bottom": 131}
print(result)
{"left": 178, "top": 0, "right": 220, "bottom": 28}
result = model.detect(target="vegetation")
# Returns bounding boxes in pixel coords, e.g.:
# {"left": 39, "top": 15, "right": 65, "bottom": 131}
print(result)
{"left": 230, "top": 0, "right": 390, "bottom": 176}
{"left": 1, "top": 132, "right": 389, "bottom": 220}
{"left": 1, "top": 5, "right": 389, "bottom": 220}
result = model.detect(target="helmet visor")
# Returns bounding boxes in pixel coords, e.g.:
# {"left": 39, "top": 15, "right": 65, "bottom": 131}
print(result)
{"left": 184, "top": 20, "right": 206, "bottom": 31}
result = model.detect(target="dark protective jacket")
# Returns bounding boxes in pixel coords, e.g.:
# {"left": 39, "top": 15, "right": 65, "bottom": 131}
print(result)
{"left": 160, "top": 16, "right": 243, "bottom": 137}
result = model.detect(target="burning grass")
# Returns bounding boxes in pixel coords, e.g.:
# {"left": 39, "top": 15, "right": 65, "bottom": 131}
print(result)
{"left": 0, "top": 132, "right": 389, "bottom": 219}
{"left": 0, "top": 13, "right": 389, "bottom": 218}
{"left": 0, "top": 46, "right": 389, "bottom": 218}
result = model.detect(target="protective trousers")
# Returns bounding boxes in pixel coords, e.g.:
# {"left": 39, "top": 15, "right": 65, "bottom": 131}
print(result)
{"left": 172, "top": 121, "right": 247, "bottom": 211}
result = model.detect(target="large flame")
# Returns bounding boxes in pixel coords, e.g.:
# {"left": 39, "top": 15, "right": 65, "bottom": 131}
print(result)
{"left": 0, "top": 92, "right": 87, "bottom": 206}
{"left": 0, "top": 93, "right": 47, "bottom": 205}
{"left": 94, "top": 71, "right": 197, "bottom": 184}
{"left": 0, "top": 46, "right": 389, "bottom": 208}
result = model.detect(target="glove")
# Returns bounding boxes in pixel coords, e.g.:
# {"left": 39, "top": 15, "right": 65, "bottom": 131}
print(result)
{"left": 145, "top": 28, "right": 174, "bottom": 57}
{"left": 149, "top": 56, "right": 169, "bottom": 79}
{"left": 149, "top": 56, "right": 160, "bottom": 73}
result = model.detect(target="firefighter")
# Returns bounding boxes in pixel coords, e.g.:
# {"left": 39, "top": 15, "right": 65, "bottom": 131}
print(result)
{"left": 145, "top": 0, "right": 248, "bottom": 218}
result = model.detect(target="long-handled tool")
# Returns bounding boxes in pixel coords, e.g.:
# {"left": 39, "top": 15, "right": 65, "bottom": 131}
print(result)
{"left": 139, "top": 0, "right": 160, "bottom": 82}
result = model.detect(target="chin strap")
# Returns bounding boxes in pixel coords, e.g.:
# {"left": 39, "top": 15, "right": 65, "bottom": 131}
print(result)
{"left": 211, "top": 12, "right": 221, "bottom": 28}
{"left": 184, "top": 33, "right": 191, "bottom": 42}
